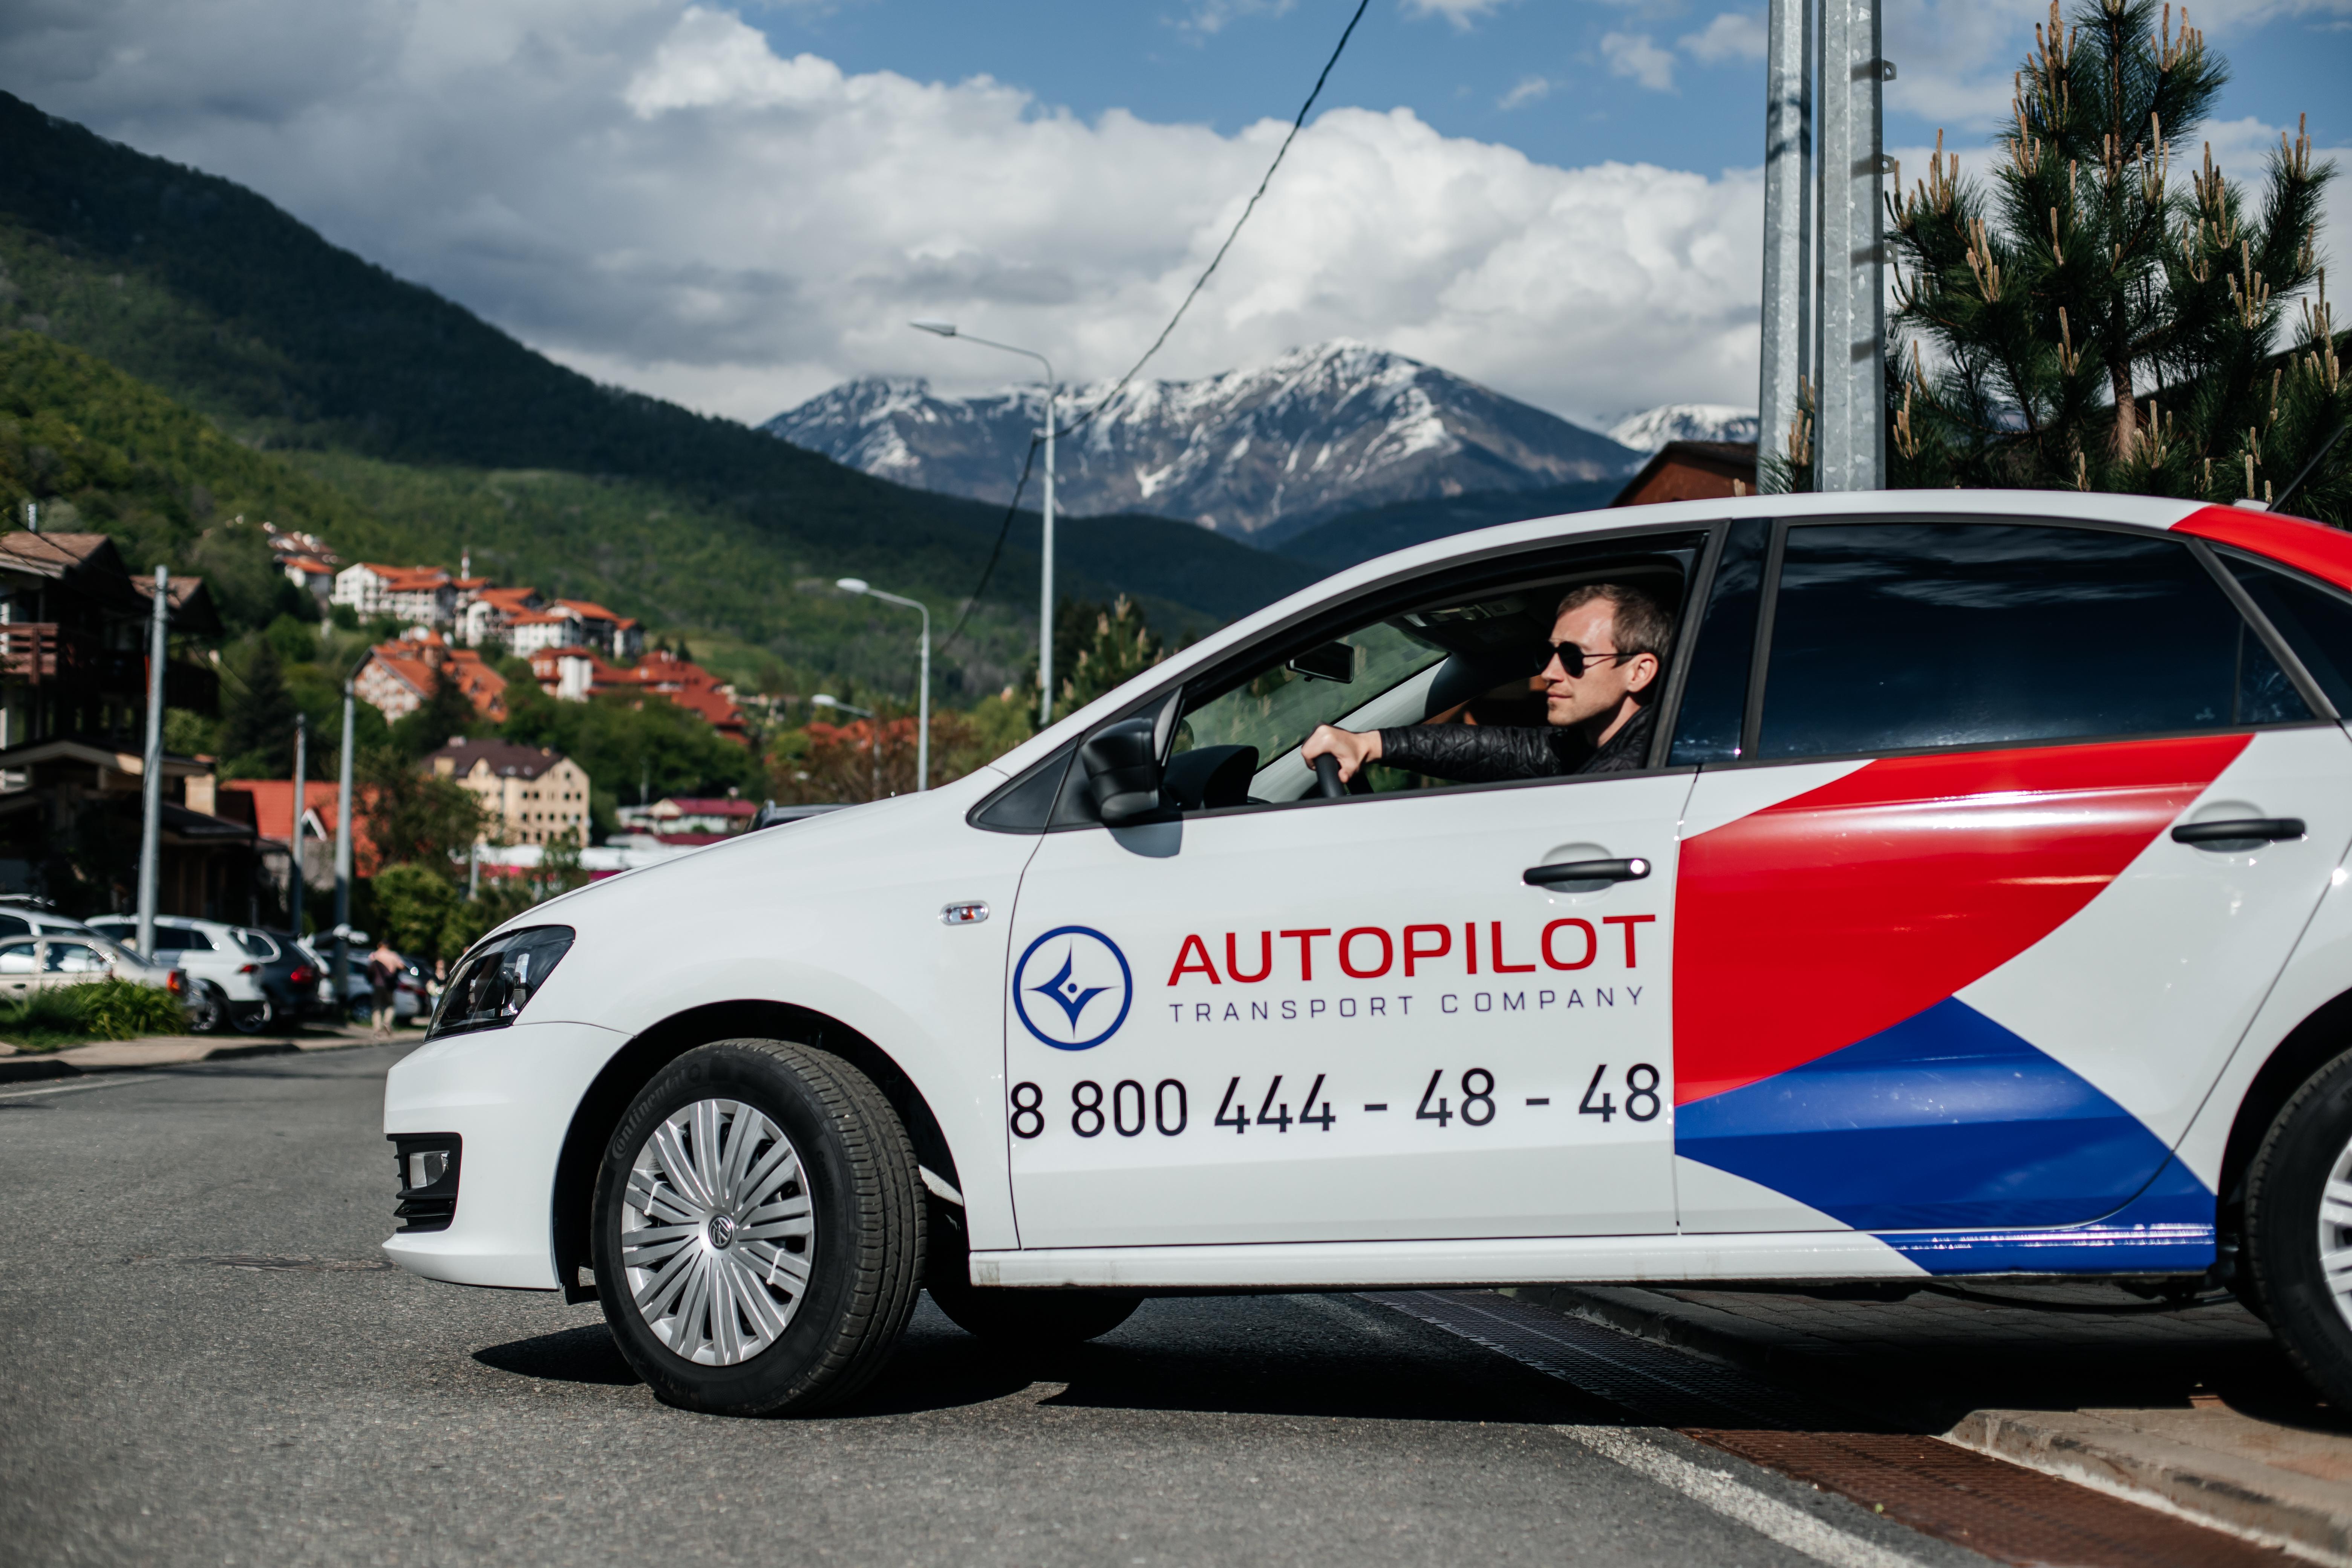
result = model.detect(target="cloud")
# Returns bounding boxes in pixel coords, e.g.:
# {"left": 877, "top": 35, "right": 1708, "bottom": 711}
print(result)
{"left": 1177, "top": 0, "right": 1295, "bottom": 35}
{"left": 1496, "top": 74, "right": 1551, "bottom": 110}
{"left": 1600, "top": 31, "right": 1678, "bottom": 92}
{"left": 0, "top": 0, "right": 1766, "bottom": 425}
{"left": 1679, "top": 11, "right": 1767, "bottom": 63}
{"left": 1400, "top": 0, "right": 1516, "bottom": 28}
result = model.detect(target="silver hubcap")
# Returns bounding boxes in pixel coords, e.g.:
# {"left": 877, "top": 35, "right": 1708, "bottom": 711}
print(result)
{"left": 2324, "top": 1129, "right": 2352, "bottom": 1335}
{"left": 622, "top": 1098, "right": 815, "bottom": 1366}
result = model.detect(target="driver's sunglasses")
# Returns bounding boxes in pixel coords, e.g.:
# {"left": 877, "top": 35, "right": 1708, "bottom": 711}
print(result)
{"left": 1538, "top": 642, "right": 1640, "bottom": 678}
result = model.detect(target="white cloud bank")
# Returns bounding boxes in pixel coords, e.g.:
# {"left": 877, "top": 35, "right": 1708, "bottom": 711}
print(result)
{"left": 6, "top": 0, "right": 1757, "bottom": 424}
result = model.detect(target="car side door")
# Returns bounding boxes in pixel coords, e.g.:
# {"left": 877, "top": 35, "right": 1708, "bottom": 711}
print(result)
{"left": 1669, "top": 518, "right": 2352, "bottom": 1268}
{"left": 999, "top": 530, "right": 1710, "bottom": 1251}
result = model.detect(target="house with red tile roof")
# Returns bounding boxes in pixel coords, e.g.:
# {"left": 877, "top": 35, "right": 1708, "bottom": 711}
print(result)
{"left": 353, "top": 629, "right": 508, "bottom": 722}
{"left": 526, "top": 646, "right": 749, "bottom": 745}
{"left": 333, "top": 562, "right": 455, "bottom": 626}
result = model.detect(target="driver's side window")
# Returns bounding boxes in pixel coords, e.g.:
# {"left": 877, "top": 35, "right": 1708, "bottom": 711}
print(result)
{"left": 1164, "top": 533, "right": 1703, "bottom": 815}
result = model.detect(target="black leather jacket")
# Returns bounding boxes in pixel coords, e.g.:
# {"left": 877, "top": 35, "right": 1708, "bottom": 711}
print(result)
{"left": 1375, "top": 703, "right": 1657, "bottom": 783}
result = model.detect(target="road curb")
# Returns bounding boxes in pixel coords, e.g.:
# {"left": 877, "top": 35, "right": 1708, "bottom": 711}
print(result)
{"left": 0, "top": 1033, "right": 381, "bottom": 1082}
{"left": 1513, "top": 1285, "right": 2352, "bottom": 1568}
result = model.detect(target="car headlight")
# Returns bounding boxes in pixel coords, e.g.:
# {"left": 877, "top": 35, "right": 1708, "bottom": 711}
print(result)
{"left": 426, "top": 926, "right": 575, "bottom": 1040}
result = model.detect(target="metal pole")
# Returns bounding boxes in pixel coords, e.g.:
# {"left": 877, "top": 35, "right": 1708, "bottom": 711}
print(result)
{"left": 291, "top": 712, "right": 307, "bottom": 931}
{"left": 1039, "top": 377, "right": 1057, "bottom": 727}
{"left": 1816, "top": 0, "right": 1888, "bottom": 491}
{"left": 1758, "top": 0, "right": 1816, "bottom": 492}
{"left": 915, "top": 600, "right": 930, "bottom": 791}
{"left": 333, "top": 677, "right": 355, "bottom": 1011}
{"left": 135, "top": 566, "right": 167, "bottom": 959}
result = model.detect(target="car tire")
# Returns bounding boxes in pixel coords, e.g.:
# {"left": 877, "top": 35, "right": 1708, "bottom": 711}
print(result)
{"left": 229, "top": 998, "right": 276, "bottom": 1035}
{"left": 2245, "top": 1044, "right": 2352, "bottom": 1410}
{"left": 184, "top": 982, "right": 226, "bottom": 1034}
{"left": 927, "top": 1273, "right": 1142, "bottom": 1347}
{"left": 591, "top": 1038, "right": 925, "bottom": 1416}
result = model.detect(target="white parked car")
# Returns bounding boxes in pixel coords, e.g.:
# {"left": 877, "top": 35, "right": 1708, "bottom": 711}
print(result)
{"left": 385, "top": 491, "right": 2352, "bottom": 1418}
{"left": 0, "top": 934, "right": 186, "bottom": 1002}
{"left": 86, "top": 915, "right": 287, "bottom": 1034}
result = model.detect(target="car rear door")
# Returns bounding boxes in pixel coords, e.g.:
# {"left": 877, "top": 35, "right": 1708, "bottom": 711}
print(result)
{"left": 1669, "top": 517, "right": 2352, "bottom": 1269}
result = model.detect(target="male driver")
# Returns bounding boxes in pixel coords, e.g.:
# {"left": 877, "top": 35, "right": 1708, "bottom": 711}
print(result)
{"left": 1302, "top": 582, "right": 1672, "bottom": 785}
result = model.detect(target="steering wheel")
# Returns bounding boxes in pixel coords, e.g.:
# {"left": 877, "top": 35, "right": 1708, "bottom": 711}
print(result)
{"left": 1312, "top": 753, "right": 1349, "bottom": 800}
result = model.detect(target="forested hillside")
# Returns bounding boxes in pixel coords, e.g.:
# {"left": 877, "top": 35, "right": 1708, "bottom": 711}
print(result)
{"left": 0, "top": 92, "right": 1314, "bottom": 697}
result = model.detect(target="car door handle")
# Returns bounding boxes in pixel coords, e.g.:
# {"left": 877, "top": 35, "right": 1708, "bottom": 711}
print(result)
{"left": 1524, "top": 857, "right": 1651, "bottom": 887}
{"left": 2171, "top": 818, "right": 2306, "bottom": 846}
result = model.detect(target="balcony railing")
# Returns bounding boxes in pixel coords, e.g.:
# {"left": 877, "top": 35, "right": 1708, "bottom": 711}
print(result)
{"left": 0, "top": 623, "right": 219, "bottom": 714}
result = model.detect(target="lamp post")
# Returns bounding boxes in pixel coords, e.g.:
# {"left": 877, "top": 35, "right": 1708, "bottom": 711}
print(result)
{"left": 910, "top": 320, "right": 1058, "bottom": 726}
{"left": 135, "top": 566, "right": 168, "bottom": 960}
{"left": 836, "top": 577, "right": 930, "bottom": 791}
{"left": 333, "top": 677, "right": 355, "bottom": 1011}
{"left": 811, "top": 694, "right": 879, "bottom": 799}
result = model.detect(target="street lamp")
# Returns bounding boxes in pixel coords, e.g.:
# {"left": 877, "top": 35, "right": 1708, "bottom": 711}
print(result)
{"left": 836, "top": 578, "right": 931, "bottom": 791}
{"left": 910, "top": 320, "right": 1058, "bottom": 727}
{"left": 811, "top": 694, "right": 879, "bottom": 799}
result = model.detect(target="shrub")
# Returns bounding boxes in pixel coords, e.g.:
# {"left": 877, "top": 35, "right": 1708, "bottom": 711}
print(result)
{"left": 0, "top": 987, "right": 93, "bottom": 1040}
{"left": 72, "top": 980, "right": 187, "bottom": 1040}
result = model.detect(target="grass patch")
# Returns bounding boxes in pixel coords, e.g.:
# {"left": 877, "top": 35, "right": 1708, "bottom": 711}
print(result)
{"left": 0, "top": 981, "right": 186, "bottom": 1052}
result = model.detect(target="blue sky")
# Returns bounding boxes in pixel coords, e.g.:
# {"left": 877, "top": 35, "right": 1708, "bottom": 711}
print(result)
{"left": 749, "top": 0, "right": 2347, "bottom": 177}
{"left": 3, "top": 0, "right": 2342, "bottom": 425}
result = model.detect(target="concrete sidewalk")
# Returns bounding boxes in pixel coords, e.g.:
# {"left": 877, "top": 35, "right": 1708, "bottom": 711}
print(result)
{"left": 1513, "top": 1281, "right": 2352, "bottom": 1565}
{"left": 0, "top": 1024, "right": 389, "bottom": 1081}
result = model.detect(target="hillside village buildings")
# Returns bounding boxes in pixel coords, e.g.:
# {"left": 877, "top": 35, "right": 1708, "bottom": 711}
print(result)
{"left": 428, "top": 738, "right": 592, "bottom": 846}
{"left": 352, "top": 629, "right": 510, "bottom": 723}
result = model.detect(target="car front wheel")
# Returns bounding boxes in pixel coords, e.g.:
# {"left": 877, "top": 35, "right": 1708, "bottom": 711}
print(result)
{"left": 2246, "top": 1045, "right": 2352, "bottom": 1410}
{"left": 184, "top": 982, "right": 226, "bottom": 1034}
{"left": 591, "top": 1039, "right": 925, "bottom": 1416}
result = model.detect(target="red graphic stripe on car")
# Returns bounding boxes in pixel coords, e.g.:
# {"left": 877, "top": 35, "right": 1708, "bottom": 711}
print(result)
{"left": 1672, "top": 733, "right": 2249, "bottom": 1106}
{"left": 2176, "top": 504, "right": 2352, "bottom": 592}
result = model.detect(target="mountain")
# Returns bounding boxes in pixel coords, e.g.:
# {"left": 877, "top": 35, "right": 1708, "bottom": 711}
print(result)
{"left": 1607, "top": 403, "right": 1761, "bottom": 453}
{"left": 0, "top": 92, "right": 1314, "bottom": 695}
{"left": 766, "top": 341, "right": 1642, "bottom": 544}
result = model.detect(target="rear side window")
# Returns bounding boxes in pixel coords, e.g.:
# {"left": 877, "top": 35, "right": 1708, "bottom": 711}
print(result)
{"left": 2223, "top": 553, "right": 2352, "bottom": 716}
{"left": 161, "top": 926, "right": 215, "bottom": 951}
{"left": 1758, "top": 522, "right": 2308, "bottom": 760}
{"left": 0, "top": 914, "right": 29, "bottom": 939}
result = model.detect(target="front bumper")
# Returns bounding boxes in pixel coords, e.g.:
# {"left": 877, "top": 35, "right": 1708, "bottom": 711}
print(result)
{"left": 380, "top": 1017, "right": 628, "bottom": 1290}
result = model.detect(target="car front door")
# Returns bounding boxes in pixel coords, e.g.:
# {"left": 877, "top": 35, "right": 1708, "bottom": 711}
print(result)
{"left": 1000, "top": 532, "right": 1708, "bottom": 1251}
{"left": 1668, "top": 518, "right": 2352, "bottom": 1268}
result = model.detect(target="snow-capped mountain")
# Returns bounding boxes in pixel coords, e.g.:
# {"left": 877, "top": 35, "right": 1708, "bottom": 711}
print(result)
{"left": 1606, "top": 403, "right": 1761, "bottom": 453}
{"left": 765, "top": 341, "right": 1640, "bottom": 542}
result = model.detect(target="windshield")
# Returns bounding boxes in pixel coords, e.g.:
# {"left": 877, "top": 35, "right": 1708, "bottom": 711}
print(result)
{"left": 1174, "top": 620, "right": 1446, "bottom": 767}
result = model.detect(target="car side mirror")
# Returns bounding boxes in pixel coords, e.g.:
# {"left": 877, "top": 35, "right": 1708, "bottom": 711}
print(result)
{"left": 1286, "top": 641, "right": 1355, "bottom": 683}
{"left": 1079, "top": 717, "right": 1164, "bottom": 825}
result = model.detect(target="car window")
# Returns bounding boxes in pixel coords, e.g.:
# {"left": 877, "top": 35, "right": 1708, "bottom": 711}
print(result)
{"left": 0, "top": 941, "right": 35, "bottom": 974}
{"left": 233, "top": 930, "right": 280, "bottom": 960}
{"left": 2222, "top": 551, "right": 2352, "bottom": 716}
{"left": 0, "top": 913, "right": 29, "bottom": 939}
{"left": 160, "top": 925, "right": 215, "bottom": 951}
{"left": 1667, "top": 518, "right": 1770, "bottom": 764}
{"left": 1167, "top": 542, "right": 1699, "bottom": 808}
{"left": 45, "top": 942, "right": 110, "bottom": 974}
{"left": 1756, "top": 522, "right": 2310, "bottom": 760}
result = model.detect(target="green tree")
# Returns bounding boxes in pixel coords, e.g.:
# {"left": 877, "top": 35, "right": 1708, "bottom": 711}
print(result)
{"left": 358, "top": 749, "right": 485, "bottom": 875}
{"left": 389, "top": 659, "right": 484, "bottom": 760}
{"left": 371, "top": 862, "right": 463, "bottom": 963}
{"left": 1882, "top": 0, "right": 2347, "bottom": 518}
{"left": 1050, "top": 596, "right": 1166, "bottom": 721}
{"left": 220, "top": 640, "right": 298, "bottom": 776}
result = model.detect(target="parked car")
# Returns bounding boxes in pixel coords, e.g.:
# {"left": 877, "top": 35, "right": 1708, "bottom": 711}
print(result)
{"left": 0, "top": 934, "right": 186, "bottom": 1003}
{"left": 386, "top": 491, "right": 2352, "bottom": 1419}
{"left": 0, "top": 897, "right": 110, "bottom": 943}
{"left": 86, "top": 915, "right": 289, "bottom": 1034}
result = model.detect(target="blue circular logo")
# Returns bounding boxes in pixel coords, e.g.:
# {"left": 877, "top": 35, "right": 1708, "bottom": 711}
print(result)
{"left": 1012, "top": 926, "right": 1133, "bottom": 1050}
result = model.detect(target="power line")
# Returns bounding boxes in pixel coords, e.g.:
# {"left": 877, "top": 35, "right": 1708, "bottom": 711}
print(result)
{"left": 1060, "top": 0, "right": 1371, "bottom": 442}
{"left": 936, "top": 0, "right": 1372, "bottom": 655}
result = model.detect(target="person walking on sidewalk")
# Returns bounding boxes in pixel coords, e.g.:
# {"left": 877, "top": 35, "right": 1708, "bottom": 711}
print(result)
{"left": 367, "top": 941, "right": 403, "bottom": 1038}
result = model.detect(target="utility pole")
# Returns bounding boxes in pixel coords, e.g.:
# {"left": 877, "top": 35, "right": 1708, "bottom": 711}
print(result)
{"left": 135, "top": 567, "right": 168, "bottom": 960}
{"left": 291, "top": 712, "right": 308, "bottom": 931}
{"left": 1038, "top": 382, "right": 1057, "bottom": 728}
{"left": 1757, "top": 0, "right": 1816, "bottom": 491}
{"left": 333, "top": 677, "right": 355, "bottom": 1011}
{"left": 1816, "top": 0, "right": 1890, "bottom": 490}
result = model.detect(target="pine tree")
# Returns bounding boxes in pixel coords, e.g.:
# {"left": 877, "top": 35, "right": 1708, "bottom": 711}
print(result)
{"left": 1876, "top": 0, "right": 2347, "bottom": 521}
{"left": 1051, "top": 597, "right": 1167, "bottom": 721}
{"left": 220, "top": 640, "right": 297, "bottom": 774}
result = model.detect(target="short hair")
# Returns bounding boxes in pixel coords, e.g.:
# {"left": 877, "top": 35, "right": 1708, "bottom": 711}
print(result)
{"left": 1556, "top": 582, "right": 1675, "bottom": 663}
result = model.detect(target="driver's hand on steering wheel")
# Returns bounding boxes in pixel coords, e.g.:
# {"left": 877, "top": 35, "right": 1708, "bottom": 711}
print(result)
{"left": 1302, "top": 724, "right": 1382, "bottom": 782}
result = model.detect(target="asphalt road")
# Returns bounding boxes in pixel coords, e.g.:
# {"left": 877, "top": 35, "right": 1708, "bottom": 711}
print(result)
{"left": 0, "top": 1044, "right": 1992, "bottom": 1568}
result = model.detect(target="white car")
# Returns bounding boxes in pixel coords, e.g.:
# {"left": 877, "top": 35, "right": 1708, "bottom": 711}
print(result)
{"left": 86, "top": 915, "right": 287, "bottom": 1034}
{"left": 385, "top": 491, "right": 2352, "bottom": 1418}
{"left": 0, "top": 934, "right": 187, "bottom": 1000}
